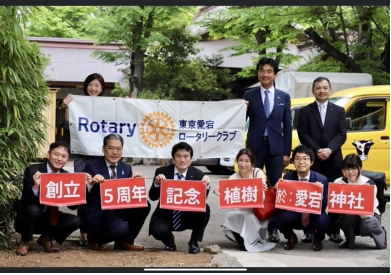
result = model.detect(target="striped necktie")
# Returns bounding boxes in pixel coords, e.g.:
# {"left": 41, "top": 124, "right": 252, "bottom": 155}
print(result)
{"left": 110, "top": 165, "right": 117, "bottom": 179}
{"left": 172, "top": 173, "right": 184, "bottom": 230}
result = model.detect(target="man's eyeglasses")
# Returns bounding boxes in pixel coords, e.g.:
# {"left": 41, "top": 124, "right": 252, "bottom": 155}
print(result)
{"left": 294, "top": 157, "right": 311, "bottom": 162}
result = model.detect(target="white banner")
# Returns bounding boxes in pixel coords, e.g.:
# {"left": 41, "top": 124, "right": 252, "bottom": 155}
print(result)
{"left": 69, "top": 96, "right": 246, "bottom": 158}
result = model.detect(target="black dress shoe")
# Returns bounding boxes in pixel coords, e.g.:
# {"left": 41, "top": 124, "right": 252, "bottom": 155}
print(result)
{"left": 284, "top": 234, "right": 298, "bottom": 250}
{"left": 162, "top": 233, "right": 176, "bottom": 251}
{"left": 268, "top": 230, "right": 280, "bottom": 243}
{"left": 329, "top": 233, "right": 344, "bottom": 243}
{"left": 312, "top": 237, "right": 323, "bottom": 251}
{"left": 301, "top": 233, "right": 313, "bottom": 243}
{"left": 188, "top": 239, "right": 201, "bottom": 254}
{"left": 338, "top": 240, "right": 352, "bottom": 249}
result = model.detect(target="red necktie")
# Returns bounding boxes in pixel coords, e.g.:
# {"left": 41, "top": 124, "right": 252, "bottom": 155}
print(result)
{"left": 300, "top": 178, "right": 310, "bottom": 227}
{"left": 50, "top": 206, "right": 59, "bottom": 226}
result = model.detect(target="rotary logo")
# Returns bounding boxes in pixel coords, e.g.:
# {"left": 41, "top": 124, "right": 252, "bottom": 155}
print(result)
{"left": 140, "top": 111, "right": 176, "bottom": 148}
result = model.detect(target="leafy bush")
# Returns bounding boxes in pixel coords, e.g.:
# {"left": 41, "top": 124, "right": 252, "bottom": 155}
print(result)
{"left": 0, "top": 7, "right": 50, "bottom": 248}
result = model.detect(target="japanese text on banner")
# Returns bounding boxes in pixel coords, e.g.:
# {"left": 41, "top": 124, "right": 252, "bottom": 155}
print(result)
{"left": 160, "top": 180, "right": 207, "bottom": 212}
{"left": 275, "top": 180, "right": 323, "bottom": 214}
{"left": 69, "top": 96, "right": 246, "bottom": 158}
{"left": 40, "top": 173, "right": 86, "bottom": 206}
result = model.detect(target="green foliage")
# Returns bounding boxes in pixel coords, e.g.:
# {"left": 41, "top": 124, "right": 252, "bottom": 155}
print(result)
{"left": 141, "top": 24, "right": 234, "bottom": 101}
{"left": 90, "top": 6, "right": 198, "bottom": 96}
{"left": 0, "top": 7, "right": 50, "bottom": 247}
{"left": 25, "top": 6, "right": 100, "bottom": 39}
{"left": 198, "top": 6, "right": 389, "bottom": 84}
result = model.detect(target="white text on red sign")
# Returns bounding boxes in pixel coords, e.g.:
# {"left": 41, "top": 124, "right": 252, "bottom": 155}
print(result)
{"left": 276, "top": 189, "right": 322, "bottom": 209}
{"left": 45, "top": 181, "right": 81, "bottom": 199}
{"left": 103, "top": 186, "right": 147, "bottom": 204}
{"left": 223, "top": 186, "right": 259, "bottom": 204}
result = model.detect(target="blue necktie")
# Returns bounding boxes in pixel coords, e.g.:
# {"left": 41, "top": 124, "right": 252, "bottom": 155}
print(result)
{"left": 264, "top": 90, "right": 270, "bottom": 136}
{"left": 172, "top": 173, "right": 184, "bottom": 230}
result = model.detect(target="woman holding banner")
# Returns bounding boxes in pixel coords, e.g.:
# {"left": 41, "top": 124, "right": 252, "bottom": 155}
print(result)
{"left": 61, "top": 73, "right": 105, "bottom": 246}
{"left": 334, "top": 154, "right": 387, "bottom": 250}
{"left": 213, "top": 148, "right": 276, "bottom": 252}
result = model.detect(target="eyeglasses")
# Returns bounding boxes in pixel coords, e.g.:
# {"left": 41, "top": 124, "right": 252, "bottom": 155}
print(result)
{"left": 294, "top": 157, "right": 311, "bottom": 162}
{"left": 343, "top": 168, "right": 359, "bottom": 172}
{"left": 258, "top": 69, "right": 274, "bottom": 75}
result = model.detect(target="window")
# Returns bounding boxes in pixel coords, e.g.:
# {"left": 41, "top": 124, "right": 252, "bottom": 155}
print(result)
{"left": 346, "top": 99, "right": 386, "bottom": 132}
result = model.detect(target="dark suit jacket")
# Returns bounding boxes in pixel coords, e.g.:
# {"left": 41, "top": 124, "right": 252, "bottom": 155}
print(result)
{"left": 81, "top": 157, "right": 132, "bottom": 212}
{"left": 244, "top": 86, "right": 292, "bottom": 156}
{"left": 297, "top": 101, "right": 347, "bottom": 171}
{"left": 148, "top": 165, "right": 208, "bottom": 231}
{"left": 20, "top": 163, "right": 68, "bottom": 209}
{"left": 283, "top": 170, "right": 329, "bottom": 212}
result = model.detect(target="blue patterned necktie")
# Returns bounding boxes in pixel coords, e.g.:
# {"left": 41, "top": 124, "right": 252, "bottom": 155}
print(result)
{"left": 172, "top": 173, "right": 184, "bottom": 230}
{"left": 264, "top": 90, "right": 270, "bottom": 136}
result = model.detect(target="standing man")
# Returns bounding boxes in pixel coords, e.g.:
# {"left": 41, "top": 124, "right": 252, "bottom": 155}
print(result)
{"left": 297, "top": 76, "right": 347, "bottom": 243}
{"left": 14, "top": 141, "right": 83, "bottom": 256}
{"left": 244, "top": 57, "right": 292, "bottom": 242}
{"left": 78, "top": 134, "right": 150, "bottom": 251}
{"left": 274, "top": 145, "right": 329, "bottom": 251}
{"left": 149, "top": 142, "right": 211, "bottom": 254}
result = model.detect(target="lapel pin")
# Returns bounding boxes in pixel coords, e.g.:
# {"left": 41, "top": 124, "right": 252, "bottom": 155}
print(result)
{"left": 122, "top": 171, "right": 124, "bottom": 175}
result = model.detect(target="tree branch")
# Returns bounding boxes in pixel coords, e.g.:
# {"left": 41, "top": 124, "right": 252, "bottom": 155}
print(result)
{"left": 304, "top": 27, "right": 362, "bottom": 72}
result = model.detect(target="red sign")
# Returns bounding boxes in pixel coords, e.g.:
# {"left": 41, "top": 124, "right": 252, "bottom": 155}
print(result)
{"left": 218, "top": 178, "right": 264, "bottom": 209}
{"left": 100, "top": 178, "right": 148, "bottom": 210}
{"left": 40, "top": 173, "right": 86, "bottom": 206}
{"left": 160, "top": 180, "right": 207, "bottom": 212}
{"left": 327, "top": 183, "right": 375, "bottom": 215}
{"left": 275, "top": 179, "right": 323, "bottom": 214}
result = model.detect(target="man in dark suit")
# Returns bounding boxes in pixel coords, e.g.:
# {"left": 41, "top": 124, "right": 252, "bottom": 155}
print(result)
{"left": 244, "top": 57, "right": 292, "bottom": 243}
{"left": 149, "top": 142, "right": 211, "bottom": 254}
{"left": 14, "top": 141, "right": 82, "bottom": 256}
{"left": 297, "top": 76, "right": 347, "bottom": 243}
{"left": 78, "top": 134, "right": 150, "bottom": 251}
{"left": 274, "top": 145, "right": 330, "bottom": 251}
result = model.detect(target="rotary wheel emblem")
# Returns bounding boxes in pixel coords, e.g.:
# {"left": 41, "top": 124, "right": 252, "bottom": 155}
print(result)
{"left": 140, "top": 111, "right": 176, "bottom": 148}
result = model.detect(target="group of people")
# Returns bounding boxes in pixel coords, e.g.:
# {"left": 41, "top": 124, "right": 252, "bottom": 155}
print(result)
{"left": 229, "top": 57, "right": 387, "bottom": 252}
{"left": 13, "top": 60, "right": 387, "bottom": 256}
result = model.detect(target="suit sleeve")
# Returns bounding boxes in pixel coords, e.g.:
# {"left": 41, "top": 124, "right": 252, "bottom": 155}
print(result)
{"left": 83, "top": 162, "right": 95, "bottom": 177}
{"left": 149, "top": 168, "right": 162, "bottom": 201}
{"left": 327, "top": 107, "right": 347, "bottom": 151}
{"left": 243, "top": 90, "right": 250, "bottom": 120}
{"left": 283, "top": 94, "right": 293, "bottom": 156}
{"left": 297, "top": 106, "right": 321, "bottom": 152}
{"left": 320, "top": 176, "right": 328, "bottom": 211}
{"left": 21, "top": 166, "right": 40, "bottom": 206}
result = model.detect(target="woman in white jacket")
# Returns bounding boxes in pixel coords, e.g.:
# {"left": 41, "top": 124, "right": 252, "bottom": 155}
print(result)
{"left": 334, "top": 154, "right": 387, "bottom": 250}
{"left": 213, "top": 148, "right": 276, "bottom": 252}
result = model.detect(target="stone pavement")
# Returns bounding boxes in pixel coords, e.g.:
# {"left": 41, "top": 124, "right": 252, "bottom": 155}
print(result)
{"left": 61, "top": 159, "right": 390, "bottom": 269}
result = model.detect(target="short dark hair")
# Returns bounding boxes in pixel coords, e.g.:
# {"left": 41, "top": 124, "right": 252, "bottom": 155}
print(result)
{"left": 292, "top": 144, "right": 315, "bottom": 162}
{"left": 83, "top": 73, "right": 105, "bottom": 96}
{"left": 49, "top": 141, "right": 70, "bottom": 156}
{"left": 256, "top": 57, "right": 279, "bottom": 75}
{"left": 235, "top": 148, "right": 256, "bottom": 166}
{"left": 343, "top": 154, "right": 362, "bottom": 170}
{"left": 171, "top": 142, "right": 193, "bottom": 158}
{"left": 312, "top": 77, "right": 331, "bottom": 90}
{"left": 103, "top": 134, "right": 124, "bottom": 147}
